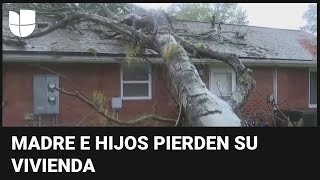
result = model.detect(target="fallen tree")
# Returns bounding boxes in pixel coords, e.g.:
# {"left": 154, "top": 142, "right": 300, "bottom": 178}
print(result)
{"left": 3, "top": 3, "right": 256, "bottom": 127}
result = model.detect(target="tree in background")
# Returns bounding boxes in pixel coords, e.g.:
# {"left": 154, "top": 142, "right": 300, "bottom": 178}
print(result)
{"left": 301, "top": 4, "right": 317, "bottom": 35}
{"left": 166, "top": 3, "right": 249, "bottom": 25}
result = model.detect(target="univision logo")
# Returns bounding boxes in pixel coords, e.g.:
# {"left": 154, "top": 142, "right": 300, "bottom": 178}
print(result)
{"left": 9, "top": 10, "right": 36, "bottom": 37}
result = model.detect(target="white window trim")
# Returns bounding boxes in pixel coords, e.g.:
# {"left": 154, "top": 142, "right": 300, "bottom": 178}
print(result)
{"left": 309, "top": 67, "right": 317, "bottom": 108}
{"left": 272, "top": 67, "right": 278, "bottom": 104}
{"left": 209, "top": 64, "right": 236, "bottom": 97}
{"left": 120, "top": 64, "right": 152, "bottom": 100}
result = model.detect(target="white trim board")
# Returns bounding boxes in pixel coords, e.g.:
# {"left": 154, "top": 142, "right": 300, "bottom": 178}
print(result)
{"left": 273, "top": 67, "right": 278, "bottom": 104}
{"left": 309, "top": 68, "right": 317, "bottom": 108}
{"left": 3, "top": 54, "right": 317, "bottom": 67}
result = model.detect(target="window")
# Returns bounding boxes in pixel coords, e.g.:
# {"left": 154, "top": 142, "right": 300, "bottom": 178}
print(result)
{"left": 309, "top": 69, "right": 317, "bottom": 108}
{"left": 210, "top": 65, "right": 236, "bottom": 100}
{"left": 121, "top": 63, "right": 152, "bottom": 100}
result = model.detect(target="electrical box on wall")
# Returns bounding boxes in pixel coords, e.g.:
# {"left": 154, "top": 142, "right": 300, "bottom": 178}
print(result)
{"left": 33, "top": 74, "right": 59, "bottom": 115}
{"left": 111, "top": 97, "right": 122, "bottom": 110}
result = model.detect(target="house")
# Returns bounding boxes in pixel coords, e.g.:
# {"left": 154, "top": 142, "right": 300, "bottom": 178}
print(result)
{"left": 2, "top": 13, "right": 317, "bottom": 127}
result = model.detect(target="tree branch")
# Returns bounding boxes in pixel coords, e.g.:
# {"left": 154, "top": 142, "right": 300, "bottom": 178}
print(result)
{"left": 98, "top": 3, "right": 120, "bottom": 21}
{"left": 26, "top": 13, "right": 86, "bottom": 39}
{"left": 35, "top": 64, "right": 177, "bottom": 126}
{"left": 175, "top": 102, "right": 183, "bottom": 127}
{"left": 82, "top": 12, "right": 154, "bottom": 48}
{"left": 216, "top": 83, "right": 227, "bottom": 101}
{"left": 76, "top": 110, "right": 96, "bottom": 127}
{"left": 55, "top": 87, "right": 176, "bottom": 126}
{"left": 35, "top": 65, "right": 92, "bottom": 101}
{"left": 173, "top": 34, "right": 255, "bottom": 110}
{"left": 3, "top": 37, "right": 27, "bottom": 46}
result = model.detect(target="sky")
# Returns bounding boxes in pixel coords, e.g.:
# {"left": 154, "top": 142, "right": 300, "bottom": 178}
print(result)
{"left": 134, "top": 3, "right": 315, "bottom": 30}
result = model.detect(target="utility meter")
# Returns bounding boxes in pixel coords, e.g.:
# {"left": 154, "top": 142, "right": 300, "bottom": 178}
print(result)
{"left": 48, "top": 82, "right": 56, "bottom": 91}
{"left": 34, "top": 74, "right": 59, "bottom": 114}
{"left": 48, "top": 95, "right": 56, "bottom": 103}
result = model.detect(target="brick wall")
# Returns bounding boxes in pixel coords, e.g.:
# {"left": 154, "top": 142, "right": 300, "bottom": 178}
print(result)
{"left": 277, "top": 67, "right": 309, "bottom": 110}
{"left": 239, "top": 66, "right": 310, "bottom": 125}
{"left": 239, "top": 66, "right": 274, "bottom": 123}
{"left": 3, "top": 63, "right": 177, "bottom": 127}
{"left": 2, "top": 63, "right": 311, "bottom": 127}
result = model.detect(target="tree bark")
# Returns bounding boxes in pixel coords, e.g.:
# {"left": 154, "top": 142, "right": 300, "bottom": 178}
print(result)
{"left": 119, "top": 12, "right": 243, "bottom": 126}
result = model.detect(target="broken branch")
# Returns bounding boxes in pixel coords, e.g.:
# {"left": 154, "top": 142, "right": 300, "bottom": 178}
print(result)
{"left": 55, "top": 87, "right": 176, "bottom": 126}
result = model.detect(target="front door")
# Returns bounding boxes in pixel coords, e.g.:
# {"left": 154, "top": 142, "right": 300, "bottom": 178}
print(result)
{"left": 210, "top": 64, "right": 236, "bottom": 101}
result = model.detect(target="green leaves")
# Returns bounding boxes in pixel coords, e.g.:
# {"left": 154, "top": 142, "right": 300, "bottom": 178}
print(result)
{"left": 87, "top": 48, "right": 97, "bottom": 57}
{"left": 125, "top": 41, "right": 144, "bottom": 64}
{"left": 164, "top": 44, "right": 185, "bottom": 61}
{"left": 166, "top": 3, "right": 248, "bottom": 25}
{"left": 91, "top": 91, "right": 107, "bottom": 112}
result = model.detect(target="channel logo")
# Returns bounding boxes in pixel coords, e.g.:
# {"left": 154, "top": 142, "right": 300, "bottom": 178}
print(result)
{"left": 9, "top": 10, "right": 36, "bottom": 37}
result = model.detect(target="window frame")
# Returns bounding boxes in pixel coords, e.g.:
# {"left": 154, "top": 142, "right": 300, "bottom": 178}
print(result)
{"left": 309, "top": 67, "right": 317, "bottom": 108}
{"left": 120, "top": 63, "right": 152, "bottom": 100}
{"left": 209, "top": 64, "right": 236, "bottom": 99}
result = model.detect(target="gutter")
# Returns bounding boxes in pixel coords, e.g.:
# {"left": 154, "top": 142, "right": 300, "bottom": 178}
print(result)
{"left": 192, "top": 58, "right": 317, "bottom": 67}
{"left": 3, "top": 54, "right": 317, "bottom": 67}
{"left": 238, "top": 58, "right": 317, "bottom": 67}
{"left": 2, "top": 54, "right": 128, "bottom": 63}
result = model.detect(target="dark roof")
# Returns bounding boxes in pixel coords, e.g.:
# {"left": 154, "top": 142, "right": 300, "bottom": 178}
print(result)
{"left": 2, "top": 14, "right": 317, "bottom": 61}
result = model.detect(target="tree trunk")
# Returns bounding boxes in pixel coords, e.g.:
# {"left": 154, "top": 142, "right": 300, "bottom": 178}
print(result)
{"left": 136, "top": 13, "right": 241, "bottom": 126}
{"left": 84, "top": 11, "right": 244, "bottom": 126}
{"left": 152, "top": 35, "right": 240, "bottom": 126}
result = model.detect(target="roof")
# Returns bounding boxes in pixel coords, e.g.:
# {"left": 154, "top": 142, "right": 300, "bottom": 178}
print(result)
{"left": 2, "top": 14, "right": 317, "bottom": 61}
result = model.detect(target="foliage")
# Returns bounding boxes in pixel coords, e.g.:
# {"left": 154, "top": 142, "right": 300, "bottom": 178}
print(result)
{"left": 239, "top": 69, "right": 253, "bottom": 83}
{"left": 91, "top": 91, "right": 107, "bottom": 112}
{"left": 164, "top": 44, "right": 185, "bottom": 60}
{"left": 24, "top": 113, "right": 34, "bottom": 121}
{"left": 193, "top": 42, "right": 206, "bottom": 57}
{"left": 125, "top": 41, "right": 144, "bottom": 63}
{"left": 301, "top": 4, "right": 317, "bottom": 35}
{"left": 166, "top": 3, "right": 249, "bottom": 25}
{"left": 195, "top": 42, "right": 205, "bottom": 50}
{"left": 87, "top": 48, "right": 98, "bottom": 57}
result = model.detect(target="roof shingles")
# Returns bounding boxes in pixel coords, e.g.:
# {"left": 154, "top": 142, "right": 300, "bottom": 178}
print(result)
{"left": 2, "top": 15, "right": 317, "bottom": 61}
